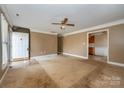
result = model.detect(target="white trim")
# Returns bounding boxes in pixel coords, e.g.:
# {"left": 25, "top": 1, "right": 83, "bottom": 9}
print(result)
{"left": 87, "top": 32, "right": 89, "bottom": 58}
{"left": 108, "top": 61, "right": 124, "bottom": 67}
{"left": 107, "top": 29, "right": 110, "bottom": 63}
{"left": 63, "top": 19, "right": 124, "bottom": 36}
{"left": 87, "top": 29, "right": 109, "bottom": 62}
{"left": 63, "top": 53, "right": 88, "bottom": 59}
{"left": 30, "top": 28, "right": 58, "bottom": 35}
{"left": 31, "top": 53, "right": 57, "bottom": 59}
{"left": 0, "top": 65, "right": 10, "bottom": 84}
{"left": 87, "top": 29, "right": 109, "bottom": 34}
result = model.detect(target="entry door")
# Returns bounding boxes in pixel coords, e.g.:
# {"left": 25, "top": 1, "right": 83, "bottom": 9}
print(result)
{"left": 12, "top": 32, "right": 29, "bottom": 61}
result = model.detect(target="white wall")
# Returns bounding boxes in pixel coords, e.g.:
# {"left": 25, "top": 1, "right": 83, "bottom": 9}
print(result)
{"left": 95, "top": 47, "right": 107, "bottom": 56}
{"left": 94, "top": 32, "right": 107, "bottom": 56}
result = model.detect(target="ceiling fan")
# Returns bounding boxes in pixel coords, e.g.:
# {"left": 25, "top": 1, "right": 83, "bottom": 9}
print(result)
{"left": 52, "top": 18, "right": 75, "bottom": 30}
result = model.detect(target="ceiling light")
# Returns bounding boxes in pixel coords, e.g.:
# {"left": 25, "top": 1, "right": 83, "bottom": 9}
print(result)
{"left": 61, "top": 25, "right": 65, "bottom": 29}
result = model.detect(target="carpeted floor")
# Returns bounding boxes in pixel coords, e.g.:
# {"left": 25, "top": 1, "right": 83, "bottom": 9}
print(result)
{"left": 0, "top": 55, "right": 124, "bottom": 88}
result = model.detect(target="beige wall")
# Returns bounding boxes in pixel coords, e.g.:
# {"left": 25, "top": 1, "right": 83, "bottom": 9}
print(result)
{"left": 30, "top": 32, "right": 57, "bottom": 57}
{"left": 63, "top": 32, "right": 87, "bottom": 57}
{"left": 63, "top": 24, "right": 124, "bottom": 64}
{"left": 109, "top": 24, "right": 124, "bottom": 64}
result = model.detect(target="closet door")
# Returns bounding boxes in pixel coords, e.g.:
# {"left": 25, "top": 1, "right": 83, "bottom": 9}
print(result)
{"left": 1, "top": 13, "right": 9, "bottom": 70}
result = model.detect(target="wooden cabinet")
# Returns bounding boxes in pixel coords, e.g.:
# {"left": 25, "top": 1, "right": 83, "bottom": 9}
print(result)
{"left": 89, "top": 35, "right": 95, "bottom": 55}
{"left": 89, "top": 47, "right": 94, "bottom": 55}
{"left": 89, "top": 35, "right": 95, "bottom": 43}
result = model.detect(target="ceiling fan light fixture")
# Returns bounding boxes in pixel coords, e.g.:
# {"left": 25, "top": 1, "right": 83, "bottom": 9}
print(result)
{"left": 62, "top": 25, "right": 65, "bottom": 28}
{"left": 61, "top": 25, "right": 65, "bottom": 29}
{"left": 52, "top": 18, "right": 74, "bottom": 30}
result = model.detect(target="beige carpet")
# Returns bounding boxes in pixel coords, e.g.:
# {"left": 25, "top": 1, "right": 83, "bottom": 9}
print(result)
{"left": 37, "top": 55, "right": 97, "bottom": 87}
{"left": 0, "top": 55, "right": 124, "bottom": 88}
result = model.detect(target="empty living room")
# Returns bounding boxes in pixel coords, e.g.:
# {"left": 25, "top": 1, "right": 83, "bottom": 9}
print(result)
{"left": 0, "top": 1, "right": 124, "bottom": 92}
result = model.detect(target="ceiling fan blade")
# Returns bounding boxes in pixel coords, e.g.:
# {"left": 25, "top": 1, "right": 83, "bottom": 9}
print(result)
{"left": 66, "top": 24, "right": 75, "bottom": 26}
{"left": 52, "top": 23, "right": 62, "bottom": 25}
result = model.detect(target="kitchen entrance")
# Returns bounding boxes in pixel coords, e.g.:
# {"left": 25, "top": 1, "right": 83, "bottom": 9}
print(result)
{"left": 88, "top": 30, "right": 108, "bottom": 62}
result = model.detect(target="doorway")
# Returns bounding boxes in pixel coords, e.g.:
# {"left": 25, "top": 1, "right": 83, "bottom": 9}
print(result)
{"left": 87, "top": 29, "right": 109, "bottom": 62}
{"left": 11, "top": 32, "right": 29, "bottom": 61}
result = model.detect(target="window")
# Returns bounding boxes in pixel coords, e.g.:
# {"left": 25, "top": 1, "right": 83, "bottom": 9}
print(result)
{"left": 1, "top": 13, "right": 9, "bottom": 70}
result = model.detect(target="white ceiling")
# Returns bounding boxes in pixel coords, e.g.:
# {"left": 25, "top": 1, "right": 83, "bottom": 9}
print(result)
{"left": 3, "top": 4, "right": 124, "bottom": 34}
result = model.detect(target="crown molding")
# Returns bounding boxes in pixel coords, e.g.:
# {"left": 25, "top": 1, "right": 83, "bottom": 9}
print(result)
{"left": 63, "top": 19, "right": 124, "bottom": 37}
{"left": 30, "top": 28, "right": 58, "bottom": 35}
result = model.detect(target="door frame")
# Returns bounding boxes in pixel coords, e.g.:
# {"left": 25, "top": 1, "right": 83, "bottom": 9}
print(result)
{"left": 87, "top": 29, "right": 109, "bottom": 62}
{"left": 12, "top": 27, "right": 30, "bottom": 61}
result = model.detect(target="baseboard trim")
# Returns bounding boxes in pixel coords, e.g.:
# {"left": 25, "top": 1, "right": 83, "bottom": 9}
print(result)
{"left": 31, "top": 53, "right": 57, "bottom": 59}
{"left": 63, "top": 53, "right": 88, "bottom": 59}
{"left": 0, "top": 64, "right": 10, "bottom": 84}
{"left": 108, "top": 61, "right": 124, "bottom": 67}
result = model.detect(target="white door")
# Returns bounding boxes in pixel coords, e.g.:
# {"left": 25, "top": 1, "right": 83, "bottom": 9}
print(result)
{"left": 12, "top": 32, "right": 29, "bottom": 60}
